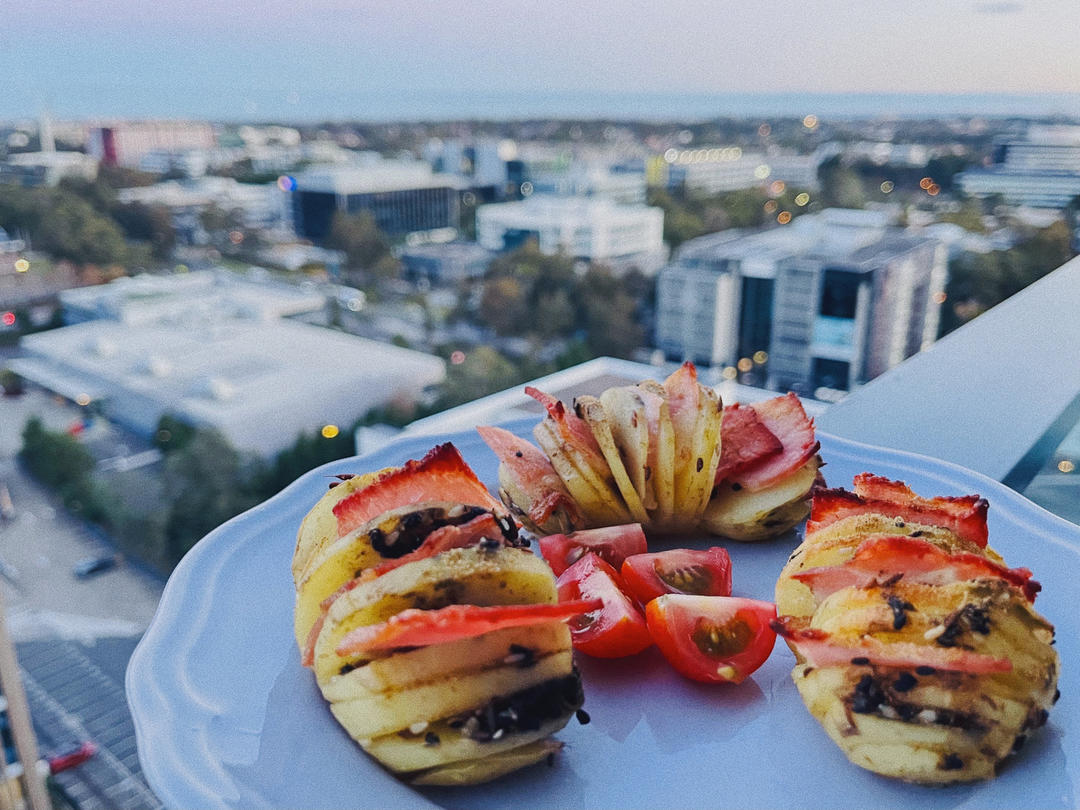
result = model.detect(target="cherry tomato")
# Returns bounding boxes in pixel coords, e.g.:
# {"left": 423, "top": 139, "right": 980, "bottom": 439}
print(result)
{"left": 620, "top": 547, "right": 733, "bottom": 604}
{"left": 539, "top": 524, "right": 648, "bottom": 576}
{"left": 556, "top": 553, "right": 652, "bottom": 658}
{"left": 335, "top": 598, "right": 603, "bottom": 656}
{"left": 645, "top": 595, "right": 777, "bottom": 683}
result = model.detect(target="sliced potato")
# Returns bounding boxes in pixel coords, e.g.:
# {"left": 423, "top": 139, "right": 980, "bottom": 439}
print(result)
{"left": 598, "top": 385, "right": 653, "bottom": 508}
{"left": 574, "top": 395, "right": 650, "bottom": 524}
{"left": 367, "top": 715, "right": 569, "bottom": 775}
{"left": 636, "top": 380, "right": 676, "bottom": 526}
{"left": 313, "top": 547, "right": 558, "bottom": 684}
{"left": 533, "top": 419, "right": 631, "bottom": 526}
{"left": 409, "top": 738, "right": 563, "bottom": 786}
{"left": 321, "top": 623, "right": 570, "bottom": 700}
{"left": 701, "top": 455, "right": 821, "bottom": 541}
{"left": 329, "top": 651, "right": 572, "bottom": 740}
{"left": 293, "top": 469, "right": 388, "bottom": 585}
{"left": 495, "top": 462, "right": 583, "bottom": 536}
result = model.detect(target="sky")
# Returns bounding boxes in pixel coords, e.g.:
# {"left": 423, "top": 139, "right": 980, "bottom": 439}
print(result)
{"left": 2, "top": 0, "right": 1079, "bottom": 121}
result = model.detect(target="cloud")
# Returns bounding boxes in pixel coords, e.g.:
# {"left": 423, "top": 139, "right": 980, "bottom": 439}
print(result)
{"left": 973, "top": 1, "right": 1024, "bottom": 13}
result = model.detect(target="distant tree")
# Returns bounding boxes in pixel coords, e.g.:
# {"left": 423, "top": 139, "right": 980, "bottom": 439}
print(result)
{"left": 161, "top": 428, "right": 259, "bottom": 561}
{"left": 818, "top": 156, "right": 866, "bottom": 209}
{"left": 578, "top": 266, "right": 644, "bottom": 358}
{"left": 432, "top": 345, "right": 523, "bottom": 411}
{"left": 112, "top": 201, "right": 176, "bottom": 259}
{"left": 941, "top": 221, "right": 1075, "bottom": 335}
{"left": 18, "top": 416, "right": 114, "bottom": 524}
{"left": 327, "top": 211, "right": 394, "bottom": 272}
{"left": 154, "top": 414, "right": 197, "bottom": 454}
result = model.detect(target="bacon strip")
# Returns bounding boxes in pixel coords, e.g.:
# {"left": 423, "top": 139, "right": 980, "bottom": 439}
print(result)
{"left": 477, "top": 425, "right": 582, "bottom": 528}
{"left": 806, "top": 480, "right": 988, "bottom": 548}
{"left": 730, "top": 393, "right": 819, "bottom": 492}
{"left": 713, "top": 402, "right": 783, "bottom": 483}
{"left": 792, "top": 535, "right": 1039, "bottom": 602}
{"left": 332, "top": 443, "right": 506, "bottom": 538}
{"left": 771, "top": 616, "right": 1012, "bottom": 674}
{"left": 336, "top": 599, "right": 604, "bottom": 656}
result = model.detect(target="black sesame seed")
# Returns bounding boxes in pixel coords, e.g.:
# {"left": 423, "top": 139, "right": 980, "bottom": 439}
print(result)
{"left": 1054, "top": 688, "right": 1061, "bottom": 704}
{"left": 576, "top": 709, "right": 591, "bottom": 725}
{"left": 916, "top": 665, "right": 937, "bottom": 676}
{"left": 424, "top": 732, "right": 440, "bottom": 746}
{"left": 731, "top": 483, "right": 742, "bottom": 491}
{"left": 851, "top": 656, "right": 870, "bottom": 666}
{"left": 941, "top": 754, "right": 963, "bottom": 771}
{"left": 696, "top": 457, "right": 704, "bottom": 472}
{"left": 892, "top": 672, "right": 918, "bottom": 692}
{"left": 515, "top": 450, "right": 524, "bottom": 458}
{"left": 1012, "top": 734, "right": 1027, "bottom": 752}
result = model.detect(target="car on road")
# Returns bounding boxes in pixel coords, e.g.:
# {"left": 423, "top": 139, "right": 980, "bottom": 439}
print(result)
{"left": 72, "top": 555, "right": 119, "bottom": 579}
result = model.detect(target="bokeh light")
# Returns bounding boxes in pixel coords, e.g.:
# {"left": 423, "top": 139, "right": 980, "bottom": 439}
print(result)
{"left": 321, "top": 424, "right": 340, "bottom": 439}
{"left": 758, "top": 123, "right": 771, "bottom": 137}
{"left": 14, "top": 258, "right": 29, "bottom": 273}
{"left": 794, "top": 192, "right": 810, "bottom": 207}
{"left": 880, "top": 180, "right": 895, "bottom": 194}
{"left": 802, "top": 114, "right": 818, "bottom": 130}
{"left": 721, "top": 366, "right": 738, "bottom": 380}
{"left": 1, "top": 311, "right": 14, "bottom": 327}
{"left": 737, "top": 357, "right": 753, "bottom": 373}
{"left": 276, "top": 175, "right": 297, "bottom": 192}
{"left": 769, "top": 180, "right": 786, "bottom": 197}
{"left": 932, "top": 291, "right": 947, "bottom": 304}
{"left": 450, "top": 350, "right": 466, "bottom": 365}
{"left": 1059, "top": 459, "right": 1076, "bottom": 474}
{"left": 927, "top": 183, "right": 941, "bottom": 196}
{"left": 754, "top": 164, "right": 771, "bottom": 180}
{"left": 919, "top": 177, "right": 933, "bottom": 190}
{"left": 75, "top": 393, "right": 91, "bottom": 406}
{"left": 777, "top": 211, "right": 792, "bottom": 224}
{"left": 228, "top": 230, "right": 244, "bottom": 244}
{"left": 752, "top": 350, "right": 769, "bottom": 364}
{"left": 763, "top": 200, "right": 778, "bottom": 214}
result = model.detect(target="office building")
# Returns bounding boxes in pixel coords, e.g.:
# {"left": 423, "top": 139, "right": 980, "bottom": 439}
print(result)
{"left": 399, "top": 242, "right": 494, "bottom": 286}
{"left": 290, "top": 160, "right": 461, "bottom": 240}
{"left": 475, "top": 196, "right": 666, "bottom": 274}
{"left": 653, "top": 144, "right": 839, "bottom": 194}
{"left": 655, "top": 209, "right": 946, "bottom": 393}
{"left": 88, "top": 121, "right": 217, "bottom": 168}
{"left": 12, "top": 272, "right": 445, "bottom": 456}
{"left": 956, "top": 125, "right": 1080, "bottom": 208}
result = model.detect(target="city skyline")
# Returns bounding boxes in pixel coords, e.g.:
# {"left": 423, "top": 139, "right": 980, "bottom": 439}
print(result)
{"left": 3, "top": 1, "right": 1080, "bottom": 121}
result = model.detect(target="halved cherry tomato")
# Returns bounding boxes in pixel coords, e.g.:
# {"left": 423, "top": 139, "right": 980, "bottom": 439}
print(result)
{"left": 335, "top": 598, "right": 602, "bottom": 656}
{"left": 645, "top": 595, "right": 777, "bottom": 683}
{"left": 620, "top": 547, "right": 733, "bottom": 604}
{"left": 539, "top": 524, "right": 647, "bottom": 576}
{"left": 556, "top": 553, "right": 652, "bottom": 658}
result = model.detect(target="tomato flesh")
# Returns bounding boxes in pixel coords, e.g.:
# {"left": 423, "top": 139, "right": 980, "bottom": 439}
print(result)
{"left": 556, "top": 553, "right": 652, "bottom": 658}
{"left": 539, "top": 523, "right": 648, "bottom": 576}
{"left": 335, "top": 598, "right": 602, "bottom": 656}
{"left": 620, "top": 547, "right": 732, "bottom": 604}
{"left": 646, "top": 595, "right": 777, "bottom": 683}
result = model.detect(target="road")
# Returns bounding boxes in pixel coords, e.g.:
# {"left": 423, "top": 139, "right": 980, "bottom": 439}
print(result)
{"left": 0, "top": 390, "right": 164, "bottom": 641}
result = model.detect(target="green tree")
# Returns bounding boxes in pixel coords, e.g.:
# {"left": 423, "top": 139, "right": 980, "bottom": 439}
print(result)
{"left": 161, "top": 428, "right": 259, "bottom": 561}
{"left": 433, "top": 346, "right": 523, "bottom": 411}
{"left": 818, "top": 156, "right": 866, "bottom": 209}
{"left": 327, "top": 211, "right": 393, "bottom": 272}
{"left": 113, "top": 201, "right": 176, "bottom": 259}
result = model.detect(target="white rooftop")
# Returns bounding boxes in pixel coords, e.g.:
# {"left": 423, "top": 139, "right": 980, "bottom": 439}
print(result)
{"left": 294, "top": 160, "right": 461, "bottom": 195}
{"left": 14, "top": 318, "right": 445, "bottom": 457}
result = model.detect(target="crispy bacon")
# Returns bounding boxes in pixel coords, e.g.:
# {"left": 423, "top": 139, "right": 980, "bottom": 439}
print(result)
{"left": 331, "top": 443, "right": 506, "bottom": 539}
{"left": 806, "top": 478, "right": 988, "bottom": 548}
{"left": 335, "top": 599, "right": 604, "bottom": 655}
{"left": 524, "top": 386, "right": 604, "bottom": 456}
{"left": 729, "top": 393, "right": 819, "bottom": 492}
{"left": 792, "top": 535, "right": 1040, "bottom": 602}
{"left": 477, "top": 425, "right": 582, "bottom": 528}
{"left": 770, "top": 616, "right": 1012, "bottom": 673}
{"left": 713, "top": 402, "right": 784, "bottom": 483}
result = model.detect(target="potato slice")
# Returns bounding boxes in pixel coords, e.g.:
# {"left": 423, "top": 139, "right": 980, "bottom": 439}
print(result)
{"left": 368, "top": 716, "right": 569, "bottom": 775}
{"left": 533, "top": 419, "right": 631, "bottom": 526}
{"left": 701, "top": 456, "right": 821, "bottom": 541}
{"left": 636, "top": 380, "right": 676, "bottom": 526}
{"left": 574, "top": 395, "right": 650, "bottom": 524}
{"left": 321, "top": 623, "right": 570, "bottom": 700}
{"left": 312, "top": 547, "right": 557, "bottom": 684}
{"left": 293, "top": 469, "right": 387, "bottom": 585}
{"left": 598, "top": 385, "right": 654, "bottom": 508}
{"left": 409, "top": 738, "right": 564, "bottom": 786}
{"left": 329, "top": 651, "right": 572, "bottom": 740}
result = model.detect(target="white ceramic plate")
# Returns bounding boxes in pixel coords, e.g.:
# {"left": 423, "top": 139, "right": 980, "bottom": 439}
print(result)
{"left": 127, "top": 422, "right": 1080, "bottom": 809}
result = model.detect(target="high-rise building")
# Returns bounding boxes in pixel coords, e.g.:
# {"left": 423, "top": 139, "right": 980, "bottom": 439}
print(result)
{"left": 87, "top": 121, "right": 217, "bottom": 168}
{"left": 655, "top": 209, "right": 946, "bottom": 394}
{"left": 956, "top": 125, "right": 1080, "bottom": 208}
